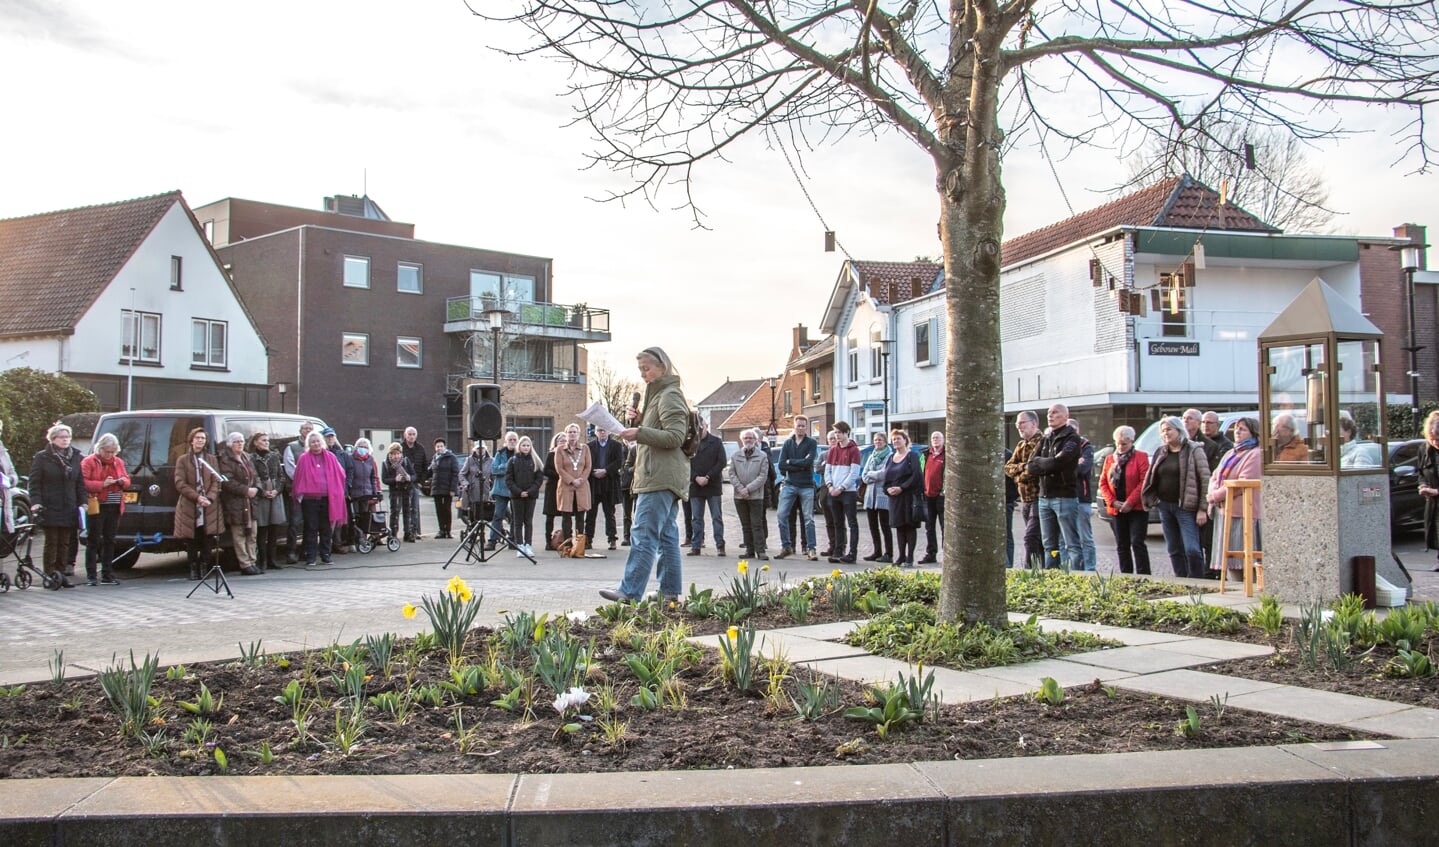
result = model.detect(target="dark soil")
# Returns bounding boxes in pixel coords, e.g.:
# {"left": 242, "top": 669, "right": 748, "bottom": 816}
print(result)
{"left": 0, "top": 622, "right": 1380, "bottom": 779}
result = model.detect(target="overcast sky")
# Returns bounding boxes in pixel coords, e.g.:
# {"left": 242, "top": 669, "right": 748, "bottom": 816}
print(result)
{"left": 1, "top": 1, "right": 1433, "bottom": 404}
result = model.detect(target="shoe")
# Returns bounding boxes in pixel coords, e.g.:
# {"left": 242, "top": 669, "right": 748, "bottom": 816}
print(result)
{"left": 609, "top": 540, "right": 617, "bottom": 550}
{"left": 756, "top": 553, "right": 769, "bottom": 561}
{"left": 286, "top": 552, "right": 299, "bottom": 565}
{"left": 240, "top": 566, "right": 262, "bottom": 576}
{"left": 621, "top": 539, "right": 631, "bottom": 547}
{"left": 774, "top": 548, "right": 792, "bottom": 560}
{"left": 101, "top": 575, "right": 120, "bottom": 585}
{"left": 268, "top": 561, "right": 284, "bottom": 571}
{"left": 86, "top": 578, "right": 98, "bottom": 587}
{"left": 305, "top": 560, "right": 317, "bottom": 568}
{"left": 917, "top": 555, "right": 938, "bottom": 565}
{"left": 189, "top": 563, "right": 202, "bottom": 581}
{"left": 524, "top": 544, "right": 535, "bottom": 556}
{"left": 681, "top": 537, "right": 691, "bottom": 547}
{"left": 840, "top": 555, "right": 856, "bottom": 564}
{"left": 716, "top": 546, "right": 725, "bottom": 557}
{"left": 806, "top": 550, "right": 818, "bottom": 561}
{"left": 63, "top": 566, "right": 76, "bottom": 576}
{"left": 687, "top": 548, "right": 701, "bottom": 556}
{"left": 819, "top": 549, "right": 833, "bottom": 557}
{"left": 320, "top": 557, "right": 333, "bottom": 565}
{"left": 60, "top": 576, "right": 75, "bottom": 588}
{"left": 878, "top": 554, "right": 893, "bottom": 564}
{"left": 862, "top": 552, "right": 882, "bottom": 562}
{"left": 827, "top": 556, "right": 842, "bottom": 564}
{"left": 598, "top": 589, "right": 631, "bottom": 603}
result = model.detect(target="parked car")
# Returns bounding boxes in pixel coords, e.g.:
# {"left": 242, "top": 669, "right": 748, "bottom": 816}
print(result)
{"left": 92, "top": 410, "right": 328, "bottom": 569}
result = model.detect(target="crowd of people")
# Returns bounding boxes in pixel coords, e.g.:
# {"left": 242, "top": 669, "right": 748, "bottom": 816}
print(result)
{"left": 1006, "top": 404, "right": 1273, "bottom": 580}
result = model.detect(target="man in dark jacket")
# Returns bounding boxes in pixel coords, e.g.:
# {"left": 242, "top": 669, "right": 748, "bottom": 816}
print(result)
{"left": 399, "top": 427, "right": 428, "bottom": 540}
{"left": 429, "top": 438, "right": 461, "bottom": 539}
{"left": 1027, "top": 404, "right": 1082, "bottom": 569}
{"left": 587, "top": 426, "right": 626, "bottom": 550}
{"left": 775, "top": 415, "right": 819, "bottom": 561}
{"left": 687, "top": 418, "right": 727, "bottom": 556}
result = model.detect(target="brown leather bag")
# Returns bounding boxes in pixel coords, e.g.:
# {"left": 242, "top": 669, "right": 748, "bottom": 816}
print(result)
{"left": 556, "top": 533, "right": 588, "bottom": 558}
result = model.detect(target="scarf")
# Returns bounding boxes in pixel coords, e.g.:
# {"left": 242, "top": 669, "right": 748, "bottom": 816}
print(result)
{"left": 1109, "top": 449, "right": 1132, "bottom": 501}
{"left": 1215, "top": 438, "right": 1258, "bottom": 486}
{"left": 388, "top": 456, "right": 411, "bottom": 483}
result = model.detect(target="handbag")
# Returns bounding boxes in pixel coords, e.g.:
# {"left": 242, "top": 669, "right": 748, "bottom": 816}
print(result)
{"left": 86, "top": 495, "right": 100, "bottom": 515}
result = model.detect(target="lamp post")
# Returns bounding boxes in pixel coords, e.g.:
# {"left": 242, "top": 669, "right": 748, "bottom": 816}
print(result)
{"left": 276, "top": 382, "right": 289, "bottom": 414}
{"left": 480, "top": 306, "right": 510, "bottom": 384}
{"left": 767, "top": 376, "right": 777, "bottom": 446}
{"left": 1397, "top": 244, "right": 1427, "bottom": 436}
{"left": 879, "top": 338, "right": 894, "bottom": 435}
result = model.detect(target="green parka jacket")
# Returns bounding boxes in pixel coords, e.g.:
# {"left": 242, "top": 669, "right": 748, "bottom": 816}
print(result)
{"left": 631, "top": 353, "right": 691, "bottom": 501}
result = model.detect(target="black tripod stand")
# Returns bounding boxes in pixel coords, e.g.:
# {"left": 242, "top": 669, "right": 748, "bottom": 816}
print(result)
{"left": 444, "top": 511, "right": 536, "bottom": 568}
{"left": 186, "top": 548, "right": 234, "bottom": 599}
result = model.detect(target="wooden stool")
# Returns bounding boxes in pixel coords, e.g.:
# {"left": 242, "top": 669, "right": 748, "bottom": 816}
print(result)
{"left": 1218, "top": 479, "right": 1263, "bottom": 596}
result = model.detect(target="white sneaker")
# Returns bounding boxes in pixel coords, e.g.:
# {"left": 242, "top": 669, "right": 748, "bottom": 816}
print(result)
{"left": 524, "top": 544, "right": 535, "bottom": 557}
{"left": 517, "top": 548, "right": 525, "bottom": 558}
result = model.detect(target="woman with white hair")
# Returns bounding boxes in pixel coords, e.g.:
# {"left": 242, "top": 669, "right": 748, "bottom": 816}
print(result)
{"left": 29, "top": 422, "right": 85, "bottom": 588}
{"left": 1140, "top": 416, "right": 1211, "bottom": 579}
{"left": 81, "top": 432, "right": 131, "bottom": 585}
{"left": 1098, "top": 425, "right": 1150, "bottom": 575}
{"left": 218, "top": 431, "right": 263, "bottom": 576}
{"left": 729, "top": 427, "right": 770, "bottom": 560}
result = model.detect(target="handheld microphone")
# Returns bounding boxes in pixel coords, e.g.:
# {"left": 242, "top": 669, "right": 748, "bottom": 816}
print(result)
{"left": 629, "top": 391, "right": 641, "bottom": 424}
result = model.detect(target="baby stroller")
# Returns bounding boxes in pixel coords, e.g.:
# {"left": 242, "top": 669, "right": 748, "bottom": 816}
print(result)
{"left": 0, "top": 505, "right": 60, "bottom": 591}
{"left": 349, "top": 495, "right": 401, "bottom": 553}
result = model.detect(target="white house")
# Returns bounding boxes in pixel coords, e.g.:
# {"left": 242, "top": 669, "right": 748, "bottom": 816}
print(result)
{"left": 0, "top": 192, "right": 270, "bottom": 410}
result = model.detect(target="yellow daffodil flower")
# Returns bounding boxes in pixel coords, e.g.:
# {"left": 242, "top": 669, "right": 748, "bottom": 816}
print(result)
{"left": 831, "top": 568, "right": 842, "bottom": 578}
{"left": 726, "top": 625, "right": 739, "bottom": 641}
{"left": 826, "top": 582, "right": 834, "bottom": 592}
{"left": 761, "top": 565, "right": 769, "bottom": 571}
{"left": 737, "top": 560, "right": 748, "bottom": 575}
{"left": 402, "top": 603, "right": 417, "bottom": 619}
{"left": 459, "top": 587, "right": 474, "bottom": 603}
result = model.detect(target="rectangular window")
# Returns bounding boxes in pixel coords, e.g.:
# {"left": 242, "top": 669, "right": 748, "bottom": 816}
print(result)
{"left": 343, "top": 255, "right": 371, "bottom": 289}
{"left": 202, "top": 220, "right": 214, "bottom": 243}
{"left": 170, "top": 255, "right": 183, "bottom": 290}
{"left": 342, "top": 332, "right": 370, "bottom": 366}
{"left": 397, "top": 262, "right": 423, "bottom": 294}
{"left": 1158, "top": 271, "right": 1190, "bottom": 338}
{"left": 784, "top": 390, "right": 793, "bottom": 415}
{"left": 191, "top": 319, "right": 227, "bottom": 368}
{"left": 121, "top": 310, "right": 161, "bottom": 364}
{"left": 396, "top": 336, "right": 422, "bottom": 368}
{"left": 914, "top": 321, "right": 931, "bottom": 365}
{"left": 869, "top": 328, "right": 883, "bottom": 380}
{"left": 847, "top": 339, "right": 859, "bottom": 383}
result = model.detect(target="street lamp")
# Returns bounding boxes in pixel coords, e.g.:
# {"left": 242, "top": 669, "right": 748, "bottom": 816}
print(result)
{"left": 1395, "top": 243, "right": 1428, "bottom": 436}
{"left": 480, "top": 306, "right": 510, "bottom": 383}
{"left": 767, "top": 376, "right": 778, "bottom": 446}
{"left": 879, "top": 337, "right": 895, "bottom": 435}
{"left": 276, "top": 382, "right": 289, "bottom": 414}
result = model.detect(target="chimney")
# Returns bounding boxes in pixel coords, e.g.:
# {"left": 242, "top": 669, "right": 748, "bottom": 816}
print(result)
{"left": 792, "top": 324, "right": 809, "bottom": 350}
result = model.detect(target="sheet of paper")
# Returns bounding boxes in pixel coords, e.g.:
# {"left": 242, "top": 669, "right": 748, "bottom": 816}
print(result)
{"left": 577, "top": 400, "right": 627, "bottom": 436}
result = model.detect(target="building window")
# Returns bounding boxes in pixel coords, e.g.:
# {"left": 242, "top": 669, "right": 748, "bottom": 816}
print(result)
{"left": 914, "top": 317, "right": 938, "bottom": 366}
{"left": 869, "top": 327, "right": 883, "bottom": 379}
{"left": 1156, "top": 271, "right": 1191, "bottom": 338}
{"left": 396, "top": 336, "right": 422, "bottom": 368}
{"left": 170, "top": 256, "right": 183, "bottom": 290}
{"left": 342, "top": 332, "right": 370, "bottom": 366}
{"left": 784, "top": 390, "right": 793, "bottom": 415}
{"left": 847, "top": 338, "right": 859, "bottom": 383}
{"left": 397, "top": 262, "right": 423, "bottom": 294}
{"left": 202, "top": 220, "right": 214, "bottom": 243}
{"left": 191, "top": 319, "right": 227, "bottom": 368}
{"left": 121, "top": 310, "right": 161, "bottom": 364}
{"left": 507, "top": 416, "right": 553, "bottom": 456}
{"left": 343, "top": 255, "right": 371, "bottom": 289}
{"left": 471, "top": 270, "right": 536, "bottom": 303}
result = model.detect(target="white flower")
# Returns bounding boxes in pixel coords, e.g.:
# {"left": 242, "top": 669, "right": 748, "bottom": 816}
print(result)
{"left": 552, "top": 686, "right": 591, "bottom": 715}
{"left": 565, "top": 610, "right": 590, "bottom": 624}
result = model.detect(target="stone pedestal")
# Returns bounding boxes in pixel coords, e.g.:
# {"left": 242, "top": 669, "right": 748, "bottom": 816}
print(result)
{"left": 1263, "top": 471, "right": 1398, "bottom": 602}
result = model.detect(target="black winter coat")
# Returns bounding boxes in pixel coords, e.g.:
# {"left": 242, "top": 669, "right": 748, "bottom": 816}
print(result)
{"left": 505, "top": 452, "right": 544, "bottom": 500}
{"left": 29, "top": 446, "right": 84, "bottom": 527}
{"left": 1028, "top": 424, "right": 1083, "bottom": 499}
{"left": 688, "top": 433, "right": 726, "bottom": 498}
{"left": 430, "top": 450, "right": 460, "bottom": 497}
{"left": 1420, "top": 442, "right": 1439, "bottom": 551}
{"left": 400, "top": 440, "right": 429, "bottom": 485}
{"left": 588, "top": 437, "right": 625, "bottom": 504}
{"left": 542, "top": 450, "right": 561, "bottom": 517}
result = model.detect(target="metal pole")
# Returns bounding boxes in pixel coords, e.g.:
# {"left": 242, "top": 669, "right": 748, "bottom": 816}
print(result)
{"left": 126, "top": 287, "right": 136, "bottom": 410}
{"left": 881, "top": 347, "right": 890, "bottom": 434}
{"left": 769, "top": 379, "right": 776, "bottom": 446}
{"left": 1408, "top": 265, "right": 1421, "bottom": 436}
{"left": 492, "top": 326, "right": 502, "bottom": 383}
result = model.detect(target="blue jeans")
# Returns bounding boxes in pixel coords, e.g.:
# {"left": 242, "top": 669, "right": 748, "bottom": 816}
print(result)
{"left": 689, "top": 494, "right": 724, "bottom": 550}
{"left": 1074, "top": 501, "right": 1097, "bottom": 571}
{"left": 618, "top": 491, "right": 684, "bottom": 599}
{"left": 1038, "top": 496, "right": 1081, "bottom": 569}
{"left": 1157, "top": 501, "right": 1205, "bottom": 578}
{"left": 776, "top": 484, "right": 815, "bottom": 552}
{"left": 488, "top": 496, "right": 510, "bottom": 544}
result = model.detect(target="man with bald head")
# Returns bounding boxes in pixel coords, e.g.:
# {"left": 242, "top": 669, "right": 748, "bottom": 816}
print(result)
{"left": 1027, "top": 403, "right": 1083, "bottom": 569}
{"left": 1272, "top": 414, "right": 1309, "bottom": 463}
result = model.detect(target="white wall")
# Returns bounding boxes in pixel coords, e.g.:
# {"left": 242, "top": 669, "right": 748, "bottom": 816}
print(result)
{"left": 830, "top": 292, "right": 892, "bottom": 438}
{"left": 0, "top": 338, "right": 65, "bottom": 374}
{"left": 69, "top": 203, "right": 267, "bottom": 384}
{"left": 892, "top": 291, "right": 945, "bottom": 422}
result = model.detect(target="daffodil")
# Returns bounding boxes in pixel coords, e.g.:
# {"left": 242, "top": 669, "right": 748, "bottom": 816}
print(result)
{"left": 447, "top": 575, "right": 469, "bottom": 596}
{"left": 831, "top": 568, "right": 842, "bottom": 578}
{"left": 402, "top": 603, "right": 417, "bottom": 619}
{"left": 459, "top": 587, "right": 474, "bottom": 603}
{"left": 737, "top": 560, "right": 748, "bottom": 575}
{"left": 761, "top": 565, "right": 769, "bottom": 571}
{"left": 826, "top": 582, "right": 834, "bottom": 592}
{"left": 726, "top": 625, "right": 740, "bottom": 641}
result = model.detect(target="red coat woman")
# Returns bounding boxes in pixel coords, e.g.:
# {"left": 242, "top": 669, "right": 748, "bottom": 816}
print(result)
{"left": 1098, "top": 426, "right": 1151, "bottom": 575}
{"left": 81, "top": 433, "right": 130, "bottom": 584}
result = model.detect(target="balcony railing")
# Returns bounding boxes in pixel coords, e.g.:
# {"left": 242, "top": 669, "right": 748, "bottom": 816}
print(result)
{"left": 448, "top": 368, "right": 578, "bottom": 385}
{"left": 444, "top": 297, "right": 610, "bottom": 334}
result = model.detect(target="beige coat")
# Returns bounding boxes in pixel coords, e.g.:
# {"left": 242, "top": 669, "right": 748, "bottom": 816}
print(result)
{"left": 174, "top": 451, "right": 225, "bottom": 538}
{"left": 555, "top": 443, "right": 592, "bottom": 513}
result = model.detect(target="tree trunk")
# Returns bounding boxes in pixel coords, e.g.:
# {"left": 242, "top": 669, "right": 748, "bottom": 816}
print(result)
{"left": 936, "top": 30, "right": 1007, "bottom": 628}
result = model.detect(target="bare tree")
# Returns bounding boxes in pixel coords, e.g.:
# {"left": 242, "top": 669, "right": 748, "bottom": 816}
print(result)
{"left": 483, "top": 0, "right": 1439, "bottom": 626}
{"left": 590, "top": 357, "right": 643, "bottom": 419}
{"left": 1121, "top": 125, "right": 1335, "bottom": 232}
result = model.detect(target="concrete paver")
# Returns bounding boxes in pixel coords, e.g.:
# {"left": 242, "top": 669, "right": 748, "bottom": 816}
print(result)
{"left": 1058, "top": 643, "right": 1227, "bottom": 674}
{"left": 1148, "top": 637, "right": 1274, "bottom": 661}
{"left": 1112, "top": 668, "right": 1286, "bottom": 700}
{"left": 1341, "top": 706, "right": 1439, "bottom": 739}
{"left": 964, "top": 657, "right": 1136, "bottom": 688}
{"left": 1226, "top": 684, "right": 1415, "bottom": 725}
